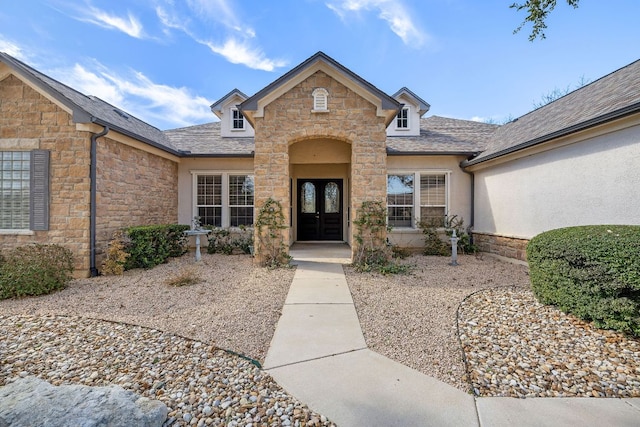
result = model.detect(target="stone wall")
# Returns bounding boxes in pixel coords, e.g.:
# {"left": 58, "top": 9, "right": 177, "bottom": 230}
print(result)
{"left": 473, "top": 232, "right": 529, "bottom": 261}
{"left": 96, "top": 137, "right": 179, "bottom": 269}
{"left": 0, "top": 75, "right": 92, "bottom": 273}
{"left": 252, "top": 70, "right": 388, "bottom": 259}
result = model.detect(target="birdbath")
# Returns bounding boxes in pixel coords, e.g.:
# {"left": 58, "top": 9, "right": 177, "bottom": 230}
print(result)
{"left": 184, "top": 218, "right": 211, "bottom": 262}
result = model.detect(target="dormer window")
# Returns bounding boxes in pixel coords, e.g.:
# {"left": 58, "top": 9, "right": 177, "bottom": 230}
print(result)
{"left": 312, "top": 88, "right": 329, "bottom": 112}
{"left": 232, "top": 108, "right": 244, "bottom": 130}
{"left": 396, "top": 106, "right": 409, "bottom": 129}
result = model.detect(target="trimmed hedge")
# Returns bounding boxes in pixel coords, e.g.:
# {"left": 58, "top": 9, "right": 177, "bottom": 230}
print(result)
{"left": 527, "top": 225, "right": 640, "bottom": 336}
{"left": 124, "top": 224, "right": 190, "bottom": 270}
{"left": 0, "top": 244, "right": 74, "bottom": 299}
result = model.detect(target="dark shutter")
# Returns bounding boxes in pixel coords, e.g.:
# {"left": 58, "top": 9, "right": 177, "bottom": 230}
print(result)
{"left": 30, "top": 149, "right": 50, "bottom": 231}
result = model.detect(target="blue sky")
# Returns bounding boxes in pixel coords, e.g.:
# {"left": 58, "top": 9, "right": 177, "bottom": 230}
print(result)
{"left": 1, "top": 0, "right": 638, "bottom": 130}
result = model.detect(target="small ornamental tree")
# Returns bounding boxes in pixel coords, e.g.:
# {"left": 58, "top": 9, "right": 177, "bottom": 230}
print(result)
{"left": 352, "top": 200, "right": 409, "bottom": 274}
{"left": 255, "top": 198, "right": 290, "bottom": 268}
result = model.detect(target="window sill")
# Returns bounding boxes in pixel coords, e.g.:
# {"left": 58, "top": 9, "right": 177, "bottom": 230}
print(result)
{"left": 0, "top": 229, "right": 34, "bottom": 235}
{"left": 230, "top": 128, "right": 246, "bottom": 132}
{"left": 389, "top": 227, "right": 420, "bottom": 233}
{"left": 311, "top": 109, "right": 330, "bottom": 114}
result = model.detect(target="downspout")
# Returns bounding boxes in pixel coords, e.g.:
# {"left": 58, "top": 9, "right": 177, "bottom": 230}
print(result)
{"left": 90, "top": 126, "right": 109, "bottom": 277}
{"left": 460, "top": 161, "right": 475, "bottom": 244}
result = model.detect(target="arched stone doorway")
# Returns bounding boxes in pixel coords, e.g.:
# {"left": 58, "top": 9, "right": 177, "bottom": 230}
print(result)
{"left": 289, "top": 137, "right": 351, "bottom": 244}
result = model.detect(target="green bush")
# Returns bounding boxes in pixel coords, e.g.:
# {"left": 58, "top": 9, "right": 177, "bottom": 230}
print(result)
{"left": 0, "top": 244, "right": 74, "bottom": 299}
{"left": 418, "top": 215, "right": 477, "bottom": 256}
{"left": 124, "top": 224, "right": 190, "bottom": 270}
{"left": 205, "top": 226, "right": 253, "bottom": 255}
{"left": 527, "top": 225, "right": 640, "bottom": 336}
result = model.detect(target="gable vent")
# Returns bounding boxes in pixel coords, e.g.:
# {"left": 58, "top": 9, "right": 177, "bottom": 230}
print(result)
{"left": 312, "top": 88, "right": 329, "bottom": 112}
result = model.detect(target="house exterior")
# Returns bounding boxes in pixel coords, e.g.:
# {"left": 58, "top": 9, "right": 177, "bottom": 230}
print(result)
{"left": 0, "top": 51, "right": 638, "bottom": 276}
{"left": 465, "top": 60, "right": 640, "bottom": 260}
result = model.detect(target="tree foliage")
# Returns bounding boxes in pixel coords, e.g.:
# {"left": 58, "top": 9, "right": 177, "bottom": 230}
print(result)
{"left": 511, "top": 0, "right": 580, "bottom": 41}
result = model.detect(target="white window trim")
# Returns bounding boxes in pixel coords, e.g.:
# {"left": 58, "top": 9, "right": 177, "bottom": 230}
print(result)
{"left": 395, "top": 106, "right": 410, "bottom": 130}
{"left": 387, "top": 170, "right": 451, "bottom": 229}
{"left": 231, "top": 108, "right": 245, "bottom": 131}
{"left": 191, "top": 170, "right": 254, "bottom": 228}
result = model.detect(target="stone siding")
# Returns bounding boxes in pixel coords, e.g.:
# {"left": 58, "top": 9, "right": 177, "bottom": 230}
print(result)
{"left": 0, "top": 75, "right": 92, "bottom": 273}
{"left": 96, "top": 137, "right": 179, "bottom": 270}
{"left": 252, "top": 71, "right": 388, "bottom": 259}
{"left": 473, "top": 232, "right": 529, "bottom": 261}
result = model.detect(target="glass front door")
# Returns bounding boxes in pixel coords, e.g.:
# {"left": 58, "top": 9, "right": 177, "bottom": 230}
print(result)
{"left": 297, "top": 179, "right": 343, "bottom": 241}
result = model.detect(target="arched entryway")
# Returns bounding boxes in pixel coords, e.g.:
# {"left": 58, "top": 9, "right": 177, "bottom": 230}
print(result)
{"left": 289, "top": 137, "right": 351, "bottom": 244}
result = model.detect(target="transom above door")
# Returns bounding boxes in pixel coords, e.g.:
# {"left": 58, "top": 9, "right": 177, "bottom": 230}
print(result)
{"left": 297, "top": 179, "right": 343, "bottom": 241}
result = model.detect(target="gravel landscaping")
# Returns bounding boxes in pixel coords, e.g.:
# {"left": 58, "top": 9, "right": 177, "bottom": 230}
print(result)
{"left": 1, "top": 249, "right": 639, "bottom": 427}
{"left": 0, "top": 253, "right": 293, "bottom": 362}
{"left": 346, "top": 254, "right": 640, "bottom": 397}
{"left": 345, "top": 253, "right": 531, "bottom": 391}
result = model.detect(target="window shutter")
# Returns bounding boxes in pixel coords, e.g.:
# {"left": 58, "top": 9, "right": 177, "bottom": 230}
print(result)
{"left": 30, "top": 149, "right": 50, "bottom": 231}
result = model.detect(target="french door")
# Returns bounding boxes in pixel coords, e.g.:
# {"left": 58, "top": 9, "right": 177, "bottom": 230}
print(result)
{"left": 297, "top": 179, "right": 343, "bottom": 241}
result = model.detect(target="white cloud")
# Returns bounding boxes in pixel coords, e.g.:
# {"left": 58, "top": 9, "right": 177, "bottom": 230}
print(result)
{"left": 185, "top": 0, "right": 255, "bottom": 37}
{"left": 0, "top": 35, "right": 28, "bottom": 60}
{"left": 54, "top": 62, "right": 212, "bottom": 129}
{"left": 68, "top": 4, "right": 145, "bottom": 39}
{"left": 326, "top": 0, "right": 427, "bottom": 46}
{"left": 156, "top": 1, "right": 286, "bottom": 72}
{"left": 202, "top": 38, "right": 287, "bottom": 72}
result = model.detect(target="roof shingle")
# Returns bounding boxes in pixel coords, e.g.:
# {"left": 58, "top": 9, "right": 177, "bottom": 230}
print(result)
{"left": 468, "top": 59, "right": 640, "bottom": 165}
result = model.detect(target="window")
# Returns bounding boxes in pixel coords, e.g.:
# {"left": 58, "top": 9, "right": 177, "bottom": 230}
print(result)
{"left": 420, "top": 174, "right": 447, "bottom": 227}
{"left": 312, "top": 88, "right": 329, "bottom": 112}
{"left": 0, "top": 152, "right": 30, "bottom": 229}
{"left": 229, "top": 175, "right": 254, "bottom": 226}
{"left": 396, "top": 106, "right": 409, "bottom": 129}
{"left": 387, "top": 174, "right": 414, "bottom": 228}
{"left": 0, "top": 150, "right": 49, "bottom": 231}
{"left": 231, "top": 108, "right": 244, "bottom": 130}
{"left": 194, "top": 172, "right": 254, "bottom": 228}
{"left": 301, "top": 182, "right": 316, "bottom": 213}
{"left": 196, "top": 175, "right": 222, "bottom": 227}
{"left": 387, "top": 172, "right": 448, "bottom": 228}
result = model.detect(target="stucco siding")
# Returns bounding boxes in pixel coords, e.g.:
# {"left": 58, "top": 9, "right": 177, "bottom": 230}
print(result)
{"left": 473, "top": 123, "right": 640, "bottom": 240}
{"left": 178, "top": 157, "right": 254, "bottom": 226}
{"left": 387, "top": 155, "right": 472, "bottom": 248}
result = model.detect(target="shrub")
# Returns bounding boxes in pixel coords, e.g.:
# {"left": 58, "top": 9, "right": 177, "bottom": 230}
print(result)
{"left": 165, "top": 267, "right": 201, "bottom": 287}
{"left": 255, "top": 198, "right": 290, "bottom": 268}
{"left": 417, "top": 215, "right": 477, "bottom": 256}
{"left": 353, "top": 201, "right": 410, "bottom": 274}
{"left": 206, "top": 226, "right": 253, "bottom": 255}
{"left": 0, "top": 244, "right": 74, "bottom": 299}
{"left": 124, "top": 224, "right": 190, "bottom": 270}
{"left": 101, "top": 230, "right": 130, "bottom": 275}
{"left": 527, "top": 225, "right": 640, "bottom": 336}
{"left": 418, "top": 217, "right": 449, "bottom": 256}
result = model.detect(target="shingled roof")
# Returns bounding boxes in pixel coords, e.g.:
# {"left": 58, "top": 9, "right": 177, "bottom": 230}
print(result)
{"left": 164, "top": 122, "right": 254, "bottom": 156}
{"left": 387, "top": 116, "right": 497, "bottom": 155}
{"left": 465, "top": 59, "right": 640, "bottom": 166}
{"left": 0, "top": 52, "right": 181, "bottom": 156}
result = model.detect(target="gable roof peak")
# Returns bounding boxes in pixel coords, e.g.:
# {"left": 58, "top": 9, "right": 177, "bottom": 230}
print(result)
{"left": 240, "top": 51, "right": 400, "bottom": 125}
{"left": 392, "top": 87, "right": 430, "bottom": 115}
{"left": 210, "top": 88, "right": 249, "bottom": 111}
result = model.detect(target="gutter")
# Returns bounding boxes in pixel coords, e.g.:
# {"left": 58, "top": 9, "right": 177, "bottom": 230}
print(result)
{"left": 90, "top": 126, "right": 109, "bottom": 277}
{"left": 89, "top": 117, "right": 186, "bottom": 157}
{"left": 460, "top": 163, "right": 475, "bottom": 242}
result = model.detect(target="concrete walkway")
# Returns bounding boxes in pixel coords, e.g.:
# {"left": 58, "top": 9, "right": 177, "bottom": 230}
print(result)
{"left": 263, "top": 243, "right": 640, "bottom": 426}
